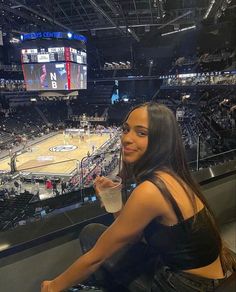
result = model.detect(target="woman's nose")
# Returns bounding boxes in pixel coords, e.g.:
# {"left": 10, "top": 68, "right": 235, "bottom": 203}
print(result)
{"left": 122, "top": 132, "right": 134, "bottom": 144}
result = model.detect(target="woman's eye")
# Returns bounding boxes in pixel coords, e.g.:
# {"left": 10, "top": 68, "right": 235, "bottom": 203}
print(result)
{"left": 122, "top": 126, "right": 129, "bottom": 133}
{"left": 137, "top": 131, "right": 147, "bottom": 136}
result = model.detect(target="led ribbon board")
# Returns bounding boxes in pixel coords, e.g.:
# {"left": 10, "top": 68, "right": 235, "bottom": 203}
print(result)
{"left": 20, "top": 32, "right": 87, "bottom": 43}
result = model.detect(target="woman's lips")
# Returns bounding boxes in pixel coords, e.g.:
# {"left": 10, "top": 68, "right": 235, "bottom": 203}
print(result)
{"left": 123, "top": 147, "right": 137, "bottom": 154}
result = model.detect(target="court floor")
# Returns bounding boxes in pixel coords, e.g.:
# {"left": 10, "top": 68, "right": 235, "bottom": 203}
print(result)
{"left": 0, "top": 133, "right": 110, "bottom": 175}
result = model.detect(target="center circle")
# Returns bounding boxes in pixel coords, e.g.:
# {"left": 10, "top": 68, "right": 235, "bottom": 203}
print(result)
{"left": 49, "top": 145, "right": 78, "bottom": 152}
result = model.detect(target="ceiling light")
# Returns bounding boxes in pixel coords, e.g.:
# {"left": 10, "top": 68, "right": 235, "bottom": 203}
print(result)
{"left": 11, "top": 5, "right": 22, "bottom": 9}
{"left": 161, "top": 25, "right": 196, "bottom": 36}
{"left": 204, "top": 0, "right": 215, "bottom": 19}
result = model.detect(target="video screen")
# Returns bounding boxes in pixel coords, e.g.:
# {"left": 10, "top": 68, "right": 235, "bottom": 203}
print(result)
{"left": 21, "top": 47, "right": 87, "bottom": 64}
{"left": 22, "top": 62, "right": 87, "bottom": 91}
{"left": 23, "top": 63, "right": 69, "bottom": 91}
{"left": 70, "top": 63, "right": 87, "bottom": 90}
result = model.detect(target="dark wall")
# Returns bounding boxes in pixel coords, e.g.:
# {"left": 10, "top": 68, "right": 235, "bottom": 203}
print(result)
{"left": 197, "top": 22, "right": 236, "bottom": 50}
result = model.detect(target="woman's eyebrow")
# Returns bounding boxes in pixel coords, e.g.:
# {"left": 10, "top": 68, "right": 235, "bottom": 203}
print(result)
{"left": 123, "top": 123, "right": 148, "bottom": 130}
{"left": 134, "top": 125, "right": 149, "bottom": 130}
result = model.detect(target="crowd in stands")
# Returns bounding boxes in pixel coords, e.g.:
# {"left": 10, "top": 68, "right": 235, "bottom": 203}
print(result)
{"left": 82, "top": 152, "right": 119, "bottom": 188}
{"left": 0, "top": 79, "right": 25, "bottom": 91}
{"left": 0, "top": 106, "right": 58, "bottom": 153}
{"left": 178, "top": 107, "right": 227, "bottom": 158}
{"left": 162, "top": 73, "right": 236, "bottom": 87}
{"left": 203, "top": 94, "right": 236, "bottom": 130}
{"left": 81, "top": 136, "right": 120, "bottom": 188}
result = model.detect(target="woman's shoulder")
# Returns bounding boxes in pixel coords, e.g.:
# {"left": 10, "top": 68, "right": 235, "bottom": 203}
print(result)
{"left": 155, "top": 170, "right": 205, "bottom": 214}
{"left": 155, "top": 170, "right": 189, "bottom": 190}
{"left": 134, "top": 171, "right": 181, "bottom": 198}
{"left": 152, "top": 170, "right": 193, "bottom": 201}
{"left": 156, "top": 170, "right": 179, "bottom": 181}
{"left": 132, "top": 179, "right": 170, "bottom": 215}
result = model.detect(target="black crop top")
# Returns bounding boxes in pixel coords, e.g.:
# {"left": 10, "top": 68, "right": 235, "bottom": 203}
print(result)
{"left": 143, "top": 177, "right": 220, "bottom": 271}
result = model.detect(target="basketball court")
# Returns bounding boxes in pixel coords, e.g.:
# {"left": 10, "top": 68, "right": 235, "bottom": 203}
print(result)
{"left": 0, "top": 132, "right": 110, "bottom": 176}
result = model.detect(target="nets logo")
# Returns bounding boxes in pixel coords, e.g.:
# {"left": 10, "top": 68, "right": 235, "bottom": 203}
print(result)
{"left": 49, "top": 145, "right": 78, "bottom": 152}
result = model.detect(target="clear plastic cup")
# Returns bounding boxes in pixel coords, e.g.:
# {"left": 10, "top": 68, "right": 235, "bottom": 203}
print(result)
{"left": 98, "top": 176, "right": 122, "bottom": 213}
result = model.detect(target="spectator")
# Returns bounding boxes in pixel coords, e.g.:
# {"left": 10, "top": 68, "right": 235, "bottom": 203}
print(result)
{"left": 41, "top": 103, "right": 235, "bottom": 292}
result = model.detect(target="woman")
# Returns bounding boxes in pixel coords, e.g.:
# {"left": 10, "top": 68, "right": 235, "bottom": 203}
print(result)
{"left": 41, "top": 102, "right": 235, "bottom": 291}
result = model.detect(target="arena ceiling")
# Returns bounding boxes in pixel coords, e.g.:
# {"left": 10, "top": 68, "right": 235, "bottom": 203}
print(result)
{"left": 0, "top": 0, "right": 235, "bottom": 41}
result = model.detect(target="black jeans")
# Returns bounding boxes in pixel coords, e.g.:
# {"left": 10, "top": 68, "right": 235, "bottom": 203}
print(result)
{"left": 79, "top": 223, "right": 224, "bottom": 292}
{"left": 151, "top": 267, "right": 224, "bottom": 292}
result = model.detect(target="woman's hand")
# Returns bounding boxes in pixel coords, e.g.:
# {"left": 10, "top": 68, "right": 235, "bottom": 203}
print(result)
{"left": 93, "top": 176, "right": 116, "bottom": 191}
{"left": 41, "top": 281, "right": 56, "bottom": 292}
{"left": 93, "top": 176, "right": 123, "bottom": 218}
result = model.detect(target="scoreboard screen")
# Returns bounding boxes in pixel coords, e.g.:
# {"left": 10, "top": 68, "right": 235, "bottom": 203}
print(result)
{"left": 68, "top": 48, "right": 87, "bottom": 64}
{"left": 21, "top": 45, "right": 87, "bottom": 91}
{"left": 21, "top": 47, "right": 87, "bottom": 64}
{"left": 22, "top": 62, "right": 87, "bottom": 91}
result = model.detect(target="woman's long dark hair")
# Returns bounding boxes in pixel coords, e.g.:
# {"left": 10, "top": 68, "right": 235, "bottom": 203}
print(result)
{"left": 120, "top": 102, "right": 235, "bottom": 273}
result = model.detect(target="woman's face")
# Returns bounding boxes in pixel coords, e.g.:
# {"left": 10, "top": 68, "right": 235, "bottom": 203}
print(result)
{"left": 121, "top": 107, "right": 149, "bottom": 164}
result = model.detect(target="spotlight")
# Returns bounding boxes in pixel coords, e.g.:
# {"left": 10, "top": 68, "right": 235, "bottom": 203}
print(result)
{"left": 67, "top": 32, "right": 73, "bottom": 39}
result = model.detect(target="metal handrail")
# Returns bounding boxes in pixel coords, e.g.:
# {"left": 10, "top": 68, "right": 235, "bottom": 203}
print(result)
{"left": 190, "top": 148, "right": 236, "bottom": 168}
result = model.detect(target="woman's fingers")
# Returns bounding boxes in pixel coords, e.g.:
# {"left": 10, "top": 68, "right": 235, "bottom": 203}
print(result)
{"left": 94, "top": 176, "right": 114, "bottom": 189}
{"left": 93, "top": 177, "right": 105, "bottom": 192}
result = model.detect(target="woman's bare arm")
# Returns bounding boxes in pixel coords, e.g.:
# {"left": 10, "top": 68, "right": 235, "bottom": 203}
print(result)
{"left": 42, "top": 181, "right": 163, "bottom": 292}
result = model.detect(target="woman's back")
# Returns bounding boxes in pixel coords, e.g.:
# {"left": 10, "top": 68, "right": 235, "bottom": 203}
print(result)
{"left": 143, "top": 172, "right": 224, "bottom": 279}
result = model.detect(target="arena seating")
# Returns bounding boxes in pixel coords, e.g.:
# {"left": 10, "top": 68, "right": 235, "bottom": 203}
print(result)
{"left": 0, "top": 191, "right": 34, "bottom": 230}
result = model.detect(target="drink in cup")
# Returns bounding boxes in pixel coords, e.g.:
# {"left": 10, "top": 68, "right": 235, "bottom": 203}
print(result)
{"left": 98, "top": 176, "right": 122, "bottom": 213}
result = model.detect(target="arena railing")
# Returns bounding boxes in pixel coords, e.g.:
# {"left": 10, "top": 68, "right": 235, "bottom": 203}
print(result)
{"left": 189, "top": 148, "right": 236, "bottom": 172}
